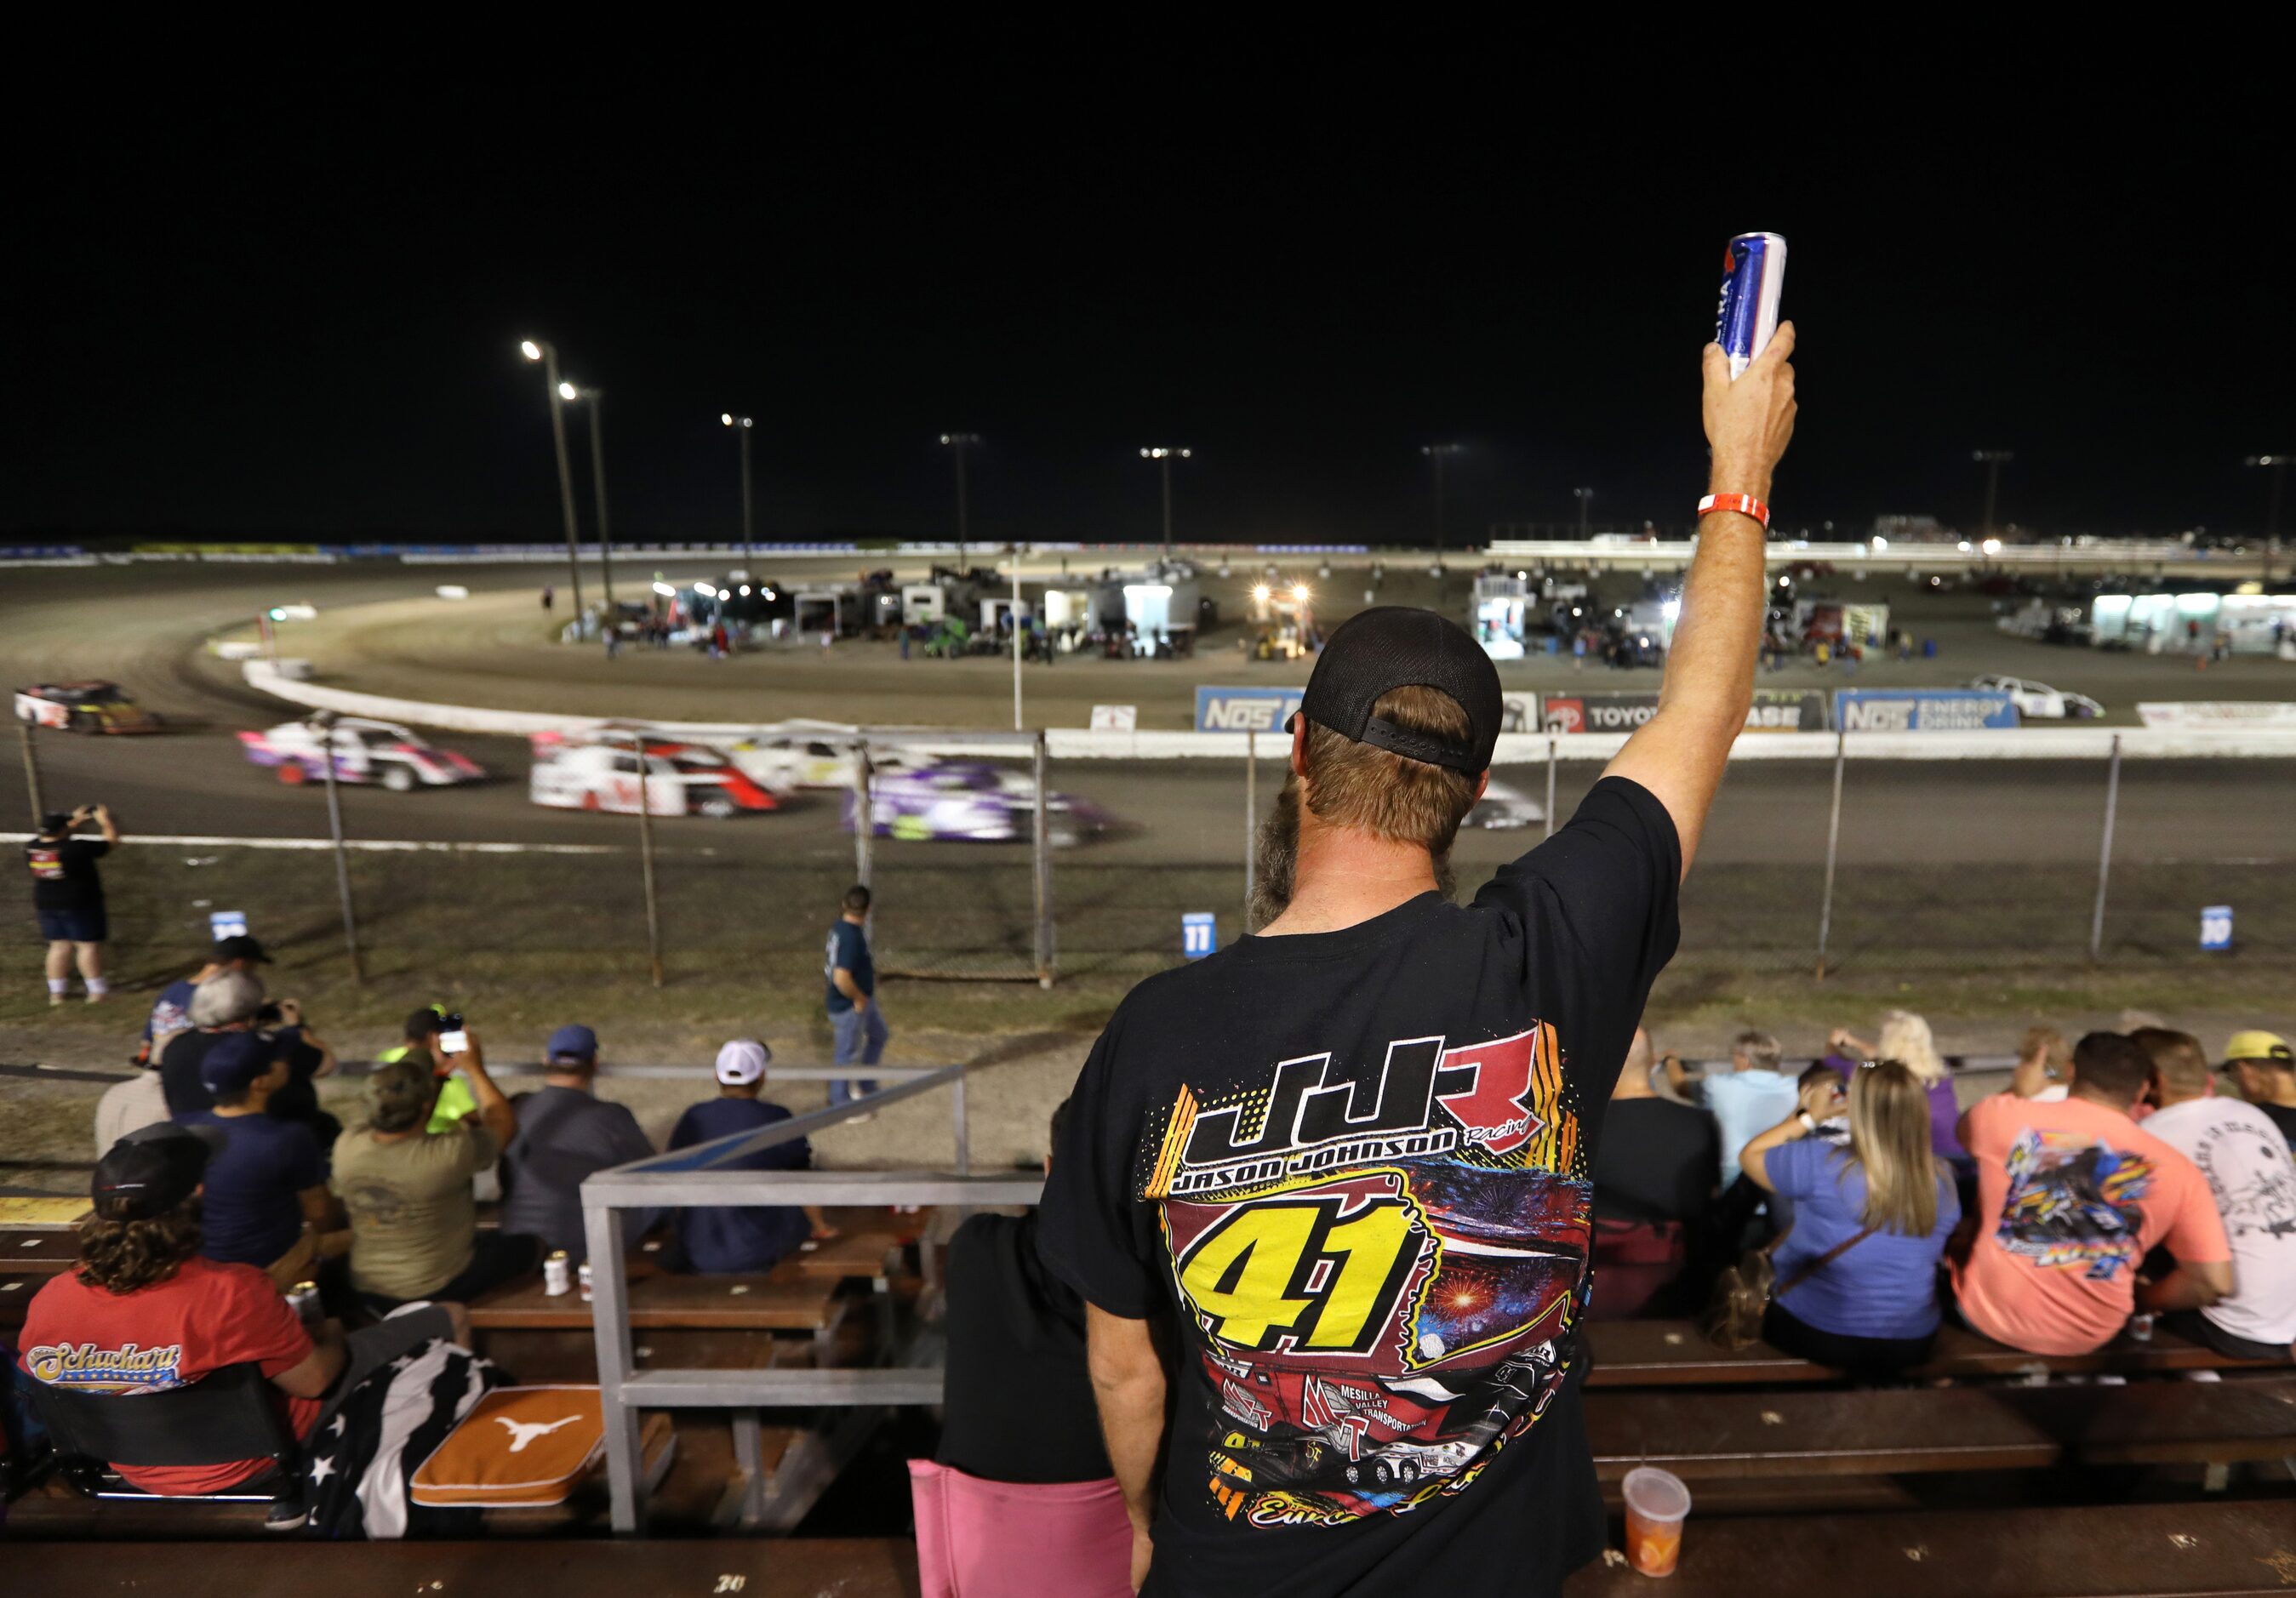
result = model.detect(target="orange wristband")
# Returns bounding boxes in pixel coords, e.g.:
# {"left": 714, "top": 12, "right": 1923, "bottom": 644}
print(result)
{"left": 1698, "top": 492, "right": 1770, "bottom": 529}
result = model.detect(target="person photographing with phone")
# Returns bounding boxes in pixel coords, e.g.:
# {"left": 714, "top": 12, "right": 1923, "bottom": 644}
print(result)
{"left": 377, "top": 1005, "right": 482, "bottom": 1133}
{"left": 26, "top": 803, "right": 121, "bottom": 1005}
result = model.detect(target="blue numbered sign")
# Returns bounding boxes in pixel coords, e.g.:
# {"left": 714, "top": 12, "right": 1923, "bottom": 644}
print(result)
{"left": 2200, "top": 905, "right": 2233, "bottom": 952}
{"left": 209, "top": 910, "right": 249, "bottom": 940}
{"left": 1182, "top": 912, "right": 1217, "bottom": 960}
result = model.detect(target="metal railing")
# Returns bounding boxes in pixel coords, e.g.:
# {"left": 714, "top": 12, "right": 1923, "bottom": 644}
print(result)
{"left": 577, "top": 1060, "right": 1040, "bottom": 1532}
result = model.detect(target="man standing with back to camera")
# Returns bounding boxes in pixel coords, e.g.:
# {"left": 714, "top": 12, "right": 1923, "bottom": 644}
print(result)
{"left": 1039, "top": 326, "right": 1796, "bottom": 1595}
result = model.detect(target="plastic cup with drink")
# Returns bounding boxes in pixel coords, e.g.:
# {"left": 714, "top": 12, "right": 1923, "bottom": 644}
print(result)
{"left": 1621, "top": 1465, "right": 1692, "bottom": 1577}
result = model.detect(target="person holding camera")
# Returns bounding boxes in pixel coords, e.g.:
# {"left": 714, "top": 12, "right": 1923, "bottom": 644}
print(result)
{"left": 26, "top": 804, "right": 121, "bottom": 1005}
{"left": 376, "top": 1006, "right": 480, "bottom": 1133}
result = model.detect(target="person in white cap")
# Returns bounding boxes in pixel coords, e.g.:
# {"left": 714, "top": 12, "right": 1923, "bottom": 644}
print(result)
{"left": 666, "top": 1039, "right": 838, "bottom": 1274}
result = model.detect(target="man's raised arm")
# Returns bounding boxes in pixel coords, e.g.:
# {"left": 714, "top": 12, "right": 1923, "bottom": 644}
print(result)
{"left": 1604, "top": 323, "right": 1799, "bottom": 876}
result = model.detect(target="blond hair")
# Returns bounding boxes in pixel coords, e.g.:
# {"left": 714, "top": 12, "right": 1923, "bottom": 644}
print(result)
{"left": 2019, "top": 1026, "right": 2069, "bottom": 1072}
{"left": 1876, "top": 1009, "right": 1945, "bottom": 1085}
{"left": 1300, "top": 685, "right": 1481, "bottom": 854}
{"left": 1840, "top": 1059, "right": 1941, "bottom": 1238}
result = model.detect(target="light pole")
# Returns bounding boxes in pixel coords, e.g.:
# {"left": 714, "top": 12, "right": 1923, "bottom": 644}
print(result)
{"left": 722, "top": 414, "right": 755, "bottom": 568}
{"left": 1140, "top": 447, "right": 1191, "bottom": 561}
{"left": 520, "top": 340, "right": 585, "bottom": 617}
{"left": 2247, "top": 454, "right": 2288, "bottom": 585}
{"left": 1572, "top": 486, "right": 1594, "bottom": 541}
{"left": 941, "top": 433, "right": 980, "bottom": 567}
{"left": 1973, "top": 449, "right": 2014, "bottom": 541}
{"left": 1422, "top": 443, "right": 1464, "bottom": 551}
{"left": 560, "top": 383, "right": 615, "bottom": 614}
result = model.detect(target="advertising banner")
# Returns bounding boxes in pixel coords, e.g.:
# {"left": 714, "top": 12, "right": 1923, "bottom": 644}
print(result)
{"left": 1539, "top": 693, "right": 1660, "bottom": 734}
{"left": 2136, "top": 702, "right": 2296, "bottom": 729}
{"left": 1194, "top": 686, "right": 1305, "bottom": 733}
{"left": 1744, "top": 690, "right": 1830, "bottom": 733}
{"left": 1833, "top": 688, "right": 2018, "bottom": 732}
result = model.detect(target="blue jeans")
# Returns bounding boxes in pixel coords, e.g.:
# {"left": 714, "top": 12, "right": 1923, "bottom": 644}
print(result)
{"left": 830, "top": 1002, "right": 888, "bottom": 1106}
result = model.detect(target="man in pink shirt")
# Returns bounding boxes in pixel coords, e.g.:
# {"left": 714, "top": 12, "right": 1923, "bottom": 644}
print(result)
{"left": 1954, "top": 1031, "right": 2231, "bottom": 1356}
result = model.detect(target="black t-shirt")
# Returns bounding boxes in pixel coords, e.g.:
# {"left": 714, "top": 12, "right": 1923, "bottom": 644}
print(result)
{"left": 1591, "top": 1099, "right": 1719, "bottom": 1224}
{"left": 159, "top": 1027, "right": 323, "bottom": 1119}
{"left": 25, "top": 836, "right": 108, "bottom": 911}
{"left": 2259, "top": 1100, "right": 2296, "bottom": 1150}
{"left": 1038, "top": 777, "right": 1681, "bottom": 1598}
{"left": 938, "top": 1210, "right": 1114, "bottom": 1486}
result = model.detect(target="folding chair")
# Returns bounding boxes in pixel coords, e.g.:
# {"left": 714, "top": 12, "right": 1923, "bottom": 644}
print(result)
{"left": 27, "top": 1361, "right": 309, "bottom": 1531}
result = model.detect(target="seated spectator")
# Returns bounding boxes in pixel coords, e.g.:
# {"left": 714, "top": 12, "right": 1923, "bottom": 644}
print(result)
{"left": 945, "top": 1099, "right": 1111, "bottom": 1485}
{"left": 376, "top": 1005, "right": 478, "bottom": 1134}
{"left": 94, "top": 1061, "right": 170, "bottom": 1158}
{"left": 332, "top": 1035, "right": 535, "bottom": 1307}
{"left": 501, "top": 1024, "right": 657, "bottom": 1261}
{"left": 18, "top": 1123, "right": 456, "bottom": 1512}
{"left": 2009, "top": 1025, "right": 2072, "bottom": 1103}
{"left": 2134, "top": 1028, "right": 2296, "bottom": 1362}
{"left": 1829, "top": 1010, "right": 1967, "bottom": 1163}
{"left": 1953, "top": 1031, "right": 2231, "bottom": 1356}
{"left": 140, "top": 934, "right": 271, "bottom": 1066}
{"left": 2224, "top": 1030, "right": 2296, "bottom": 1148}
{"left": 1667, "top": 1029, "right": 1795, "bottom": 1189}
{"left": 159, "top": 973, "right": 340, "bottom": 1156}
{"left": 176, "top": 1032, "right": 346, "bottom": 1290}
{"left": 666, "top": 1040, "right": 836, "bottom": 1275}
{"left": 1591, "top": 1029, "right": 1719, "bottom": 1316}
{"left": 1742, "top": 1059, "right": 1961, "bottom": 1375}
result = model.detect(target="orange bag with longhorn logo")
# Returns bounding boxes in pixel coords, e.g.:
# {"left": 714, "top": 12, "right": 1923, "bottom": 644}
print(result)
{"left": 410, "top": 1385, "right": 604, "bottom": 1507}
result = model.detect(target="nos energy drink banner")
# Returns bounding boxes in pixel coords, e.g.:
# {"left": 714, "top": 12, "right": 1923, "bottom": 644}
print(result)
{"left": 1834, "top": 688, "right": 2018, "bottom": 732}
{"left": 1195, "top": 686, "right": 1306, "bottom": 733}
{"left": 1537, "top": 691, "right": 1827, "bottom": 734}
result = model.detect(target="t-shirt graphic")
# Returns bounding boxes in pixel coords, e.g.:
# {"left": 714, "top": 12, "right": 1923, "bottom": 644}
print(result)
{"left": 1144, "top": 1021, "right": 1587, "bottom": 1528}
{"left": 1994, "top": 1127, "right": 2154, "bottom": 1281}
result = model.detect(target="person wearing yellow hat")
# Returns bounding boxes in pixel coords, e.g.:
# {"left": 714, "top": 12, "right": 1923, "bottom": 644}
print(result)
{"left": 2225, "top": 1031, "right": 2296, "bottom": 1148}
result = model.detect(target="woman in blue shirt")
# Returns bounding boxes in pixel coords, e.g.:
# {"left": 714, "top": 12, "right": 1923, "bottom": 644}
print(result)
{"left": 1742, "top": 1058, "right": 1960, "bottom": 1375}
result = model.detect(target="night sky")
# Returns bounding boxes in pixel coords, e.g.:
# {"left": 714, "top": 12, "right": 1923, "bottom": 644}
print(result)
{"left": 12, "top": 61, "right": 2290, "bottom": 547}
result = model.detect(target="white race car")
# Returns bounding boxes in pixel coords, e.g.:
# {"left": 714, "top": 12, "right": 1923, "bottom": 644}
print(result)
{"left": 529, "top": 739, "right": 780, "bottom": 819}
{"left": 720, "top": 732, "right": 916, "bottom": 791}
{"left": 237, "top": 718, "right": 483, "bottom": 790}
{"left": 1969, "top": 674, "right": 2104, "bottom": 721}
{"left": 1465, "top": 779, "right": 1545, "bottom": 830}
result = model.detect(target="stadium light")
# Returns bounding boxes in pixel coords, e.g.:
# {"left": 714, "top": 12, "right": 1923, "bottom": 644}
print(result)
{"left": 558, "top": 381, "right": 577, "bottom": 401}
{"left": 1292, "top": 583, "right": 1310, "bottom": 602}
{"left": 1981, "top": 537, "right": 2003, "bottom": 556}
{"left": 651, "top": 581, "right": 677, "bottom": 597}
{"left": 2248, "top": 454, "right": 2288, "bottom": 584}
{"left": 695, "top": 581, "right": 718, "bottom": 598}
{"left": 554, "top": 382, "right": 617, "bottom": 612}
{"left": 1251, "top": 584, "right": 1271, "bottom": 603}
{"left": 1973, "top": 448, "right": 2013, "bottom": 540}
{"left": 722, "top": 414, "right": 756, "bottom": 567}
{"left": 517, "top": 337, "right": 585, "bottom": 615}
{"left": 1421, "top": 443, "right": 1465, "bottom": 552}
{"left": 1140, "top": 447, "right": 1191, "bottom": 559}
{"left": 942, "top": 433, "right": 982, "bottom": 564}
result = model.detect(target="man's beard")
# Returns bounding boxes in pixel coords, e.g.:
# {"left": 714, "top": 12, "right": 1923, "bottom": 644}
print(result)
{"left": 1248, "top": 773, "right": 1454, "bottom": 932}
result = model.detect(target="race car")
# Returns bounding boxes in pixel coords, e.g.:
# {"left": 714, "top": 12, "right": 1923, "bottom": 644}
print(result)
{"left": 1465, "top": 779, "right": 1543, "bottom": 830}
{"left": 719, "top": 732, "right": 918, "bottom": 792}
{"left": 1968, "top": 673, "right": 2104, "bottom": 720}
{"left": 846, "top": 760, "right": 1110, "bottom": 846}
{"left": 14, "top": 682, "right": 163, "bottom": 734}
{"left": 237, "top": 718, "right": 484, "bottom": 790}
{"left": 529, "top": 738, "right": 779, "bottom": 819}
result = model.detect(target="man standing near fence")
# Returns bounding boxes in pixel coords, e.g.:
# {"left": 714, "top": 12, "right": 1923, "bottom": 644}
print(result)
{"left": 1039, "top": 328, "right": 1798, "bottom": 1595}
{"left": 825, "top": 885, "right": 887, "bottom": 1110}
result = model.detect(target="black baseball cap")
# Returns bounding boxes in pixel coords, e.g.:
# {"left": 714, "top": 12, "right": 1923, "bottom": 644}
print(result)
{"left": 94, "top": 1122, "right": 223, "bottom": 1218}
{"left": 403, "top": 1005, "right": 447, "bottom": 1039}
{"left": 212, "top": 933, "right": 272, "bottom": 964}
{"left": 199, "top": 1030, "right": 278, "bottom": 1097}
{"left": 1288, "top": 607, "right": 1505, "bottom": 774}
{"left": 39, "top": 811, "right": 73, "bottom": 835}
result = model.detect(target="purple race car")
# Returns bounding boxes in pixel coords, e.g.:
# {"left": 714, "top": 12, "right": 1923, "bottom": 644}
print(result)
{"left": 844, "top": 761, "right": 1111, "bottom": 846}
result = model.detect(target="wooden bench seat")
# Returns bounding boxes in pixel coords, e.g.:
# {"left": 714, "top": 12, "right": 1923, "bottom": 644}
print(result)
{"left": 0, "top": 1230, "right": 78, "bottom": 1274}
{"left": 467, "top": 1271, "right": 844, "bottom": 1333}
{"left": 1584, "top": 1319, "right": 2285, "bottom": 1386}
{"left": 1585, "top": 1378, "right": 2296, "bottom": 1480}
{"left": 1563, "top": 1499, "right": 2296, "bottom": 1596}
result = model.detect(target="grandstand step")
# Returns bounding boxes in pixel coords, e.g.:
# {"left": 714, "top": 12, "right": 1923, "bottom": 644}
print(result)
{"left": 1562, "top": 1499, "right": 2296, "bottom": 1596}
{"left": 1586, "top": 1378, "right": 2296, "bottom": 1479}
{"left": 0, "top": 1538, "right": 921, "bottom": 1594}
{"left": 1585, "top": 1320, "right": 2287, "bottom": 1386}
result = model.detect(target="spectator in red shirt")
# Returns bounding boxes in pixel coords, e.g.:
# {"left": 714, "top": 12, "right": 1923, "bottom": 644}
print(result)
{"left": 18, "top": 1123, "right": 459, "bottom": 1512}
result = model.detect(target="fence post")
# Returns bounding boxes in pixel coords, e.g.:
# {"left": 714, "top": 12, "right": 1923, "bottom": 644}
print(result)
{"left": 1031, "top": 729, "right": 1053, "bottom": 986}
{"left": 1543, "top": 731, "right": 1557, "bottom": 839}
{"left": 952, "top": 1069, "right": 971, "bottom": 1174}
{"left": 851, "top": 739, "right": 873, "bottom": 890}
{"left": 311, "top": 717, "right": 365, "bottom": 985}
{"left": 18, "top": 717, "right": 45, "bottom": 825}
{"left": 1243, "top": 728, "right": 1258, "bottom": 924}
{"left": 629, "top": 732, "right": 664, "bottom": 989}
{"left": 2088, "top": 733, "right": 2122, "bottom": 963}
{"left": 584, "top": 1196, "right": 644, "bottom": 1533}
{"left": 1814, "top": 722, "right": 1848, "bottom": 979}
